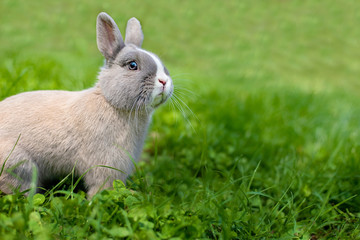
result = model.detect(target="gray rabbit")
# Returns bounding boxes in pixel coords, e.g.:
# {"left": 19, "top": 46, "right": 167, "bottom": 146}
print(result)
{"left": 0, "top": 12, "right": 173, "bottom": 197}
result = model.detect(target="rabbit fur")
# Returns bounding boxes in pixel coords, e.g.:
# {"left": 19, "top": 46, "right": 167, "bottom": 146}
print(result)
{"left": 0, "top": 12, "right": 173, "bottom": 197}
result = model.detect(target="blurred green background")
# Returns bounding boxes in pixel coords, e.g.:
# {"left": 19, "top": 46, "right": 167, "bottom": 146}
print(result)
{"left": 1, "top": 0, "right": 360, "bottom": 239}
{"left": 1, "top": 0, "right": 359, "bottom": 96}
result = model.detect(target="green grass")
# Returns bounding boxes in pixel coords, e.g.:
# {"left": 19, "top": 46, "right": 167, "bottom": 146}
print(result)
{"left": 1, "top": 0, "right": 360, "bottom": 239}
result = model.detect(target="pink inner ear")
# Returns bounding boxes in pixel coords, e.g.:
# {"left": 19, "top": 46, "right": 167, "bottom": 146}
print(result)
{"left": 104, "top": 21, "right": 115, "bottom": 44}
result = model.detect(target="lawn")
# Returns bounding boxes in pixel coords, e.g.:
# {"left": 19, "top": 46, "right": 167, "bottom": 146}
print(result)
{"left": 1, "top": 0, "right": 360, "bottom": 239}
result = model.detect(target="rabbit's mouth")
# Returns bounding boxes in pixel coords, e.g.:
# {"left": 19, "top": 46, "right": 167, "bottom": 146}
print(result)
{"left": 151, "top": 93, "right": 166, "bottom": 108}
{"left": 151, "top": 91, "right": 172, "bottom": 108}
{"left": 150, "top": 77, "right": 173, "bottom": 108}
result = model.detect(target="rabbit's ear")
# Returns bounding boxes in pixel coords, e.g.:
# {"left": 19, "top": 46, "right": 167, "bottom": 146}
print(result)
{"left": 125, "top": 17, "right": 144, "bottom": 47}
{"left": 97, "top": 12, "right": 125, "bottom": 60}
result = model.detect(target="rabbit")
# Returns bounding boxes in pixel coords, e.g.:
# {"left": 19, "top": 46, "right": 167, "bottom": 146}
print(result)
{"left": 0, "top": 12, "right": 173, "bottom": 197}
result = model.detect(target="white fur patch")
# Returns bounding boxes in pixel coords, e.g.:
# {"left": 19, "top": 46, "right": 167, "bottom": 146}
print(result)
{"left": 138, "top": 49, "right": 173, "bottom": 106}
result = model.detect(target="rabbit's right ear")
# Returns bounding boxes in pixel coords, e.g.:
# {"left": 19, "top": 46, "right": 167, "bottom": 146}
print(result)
{"left": 96, "top": 12, "right": 125, "bottom": 60}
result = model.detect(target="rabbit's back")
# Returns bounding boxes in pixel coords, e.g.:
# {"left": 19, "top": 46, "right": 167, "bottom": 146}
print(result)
{"left": 0, "top": 90, "right": 80, "bottom": 141}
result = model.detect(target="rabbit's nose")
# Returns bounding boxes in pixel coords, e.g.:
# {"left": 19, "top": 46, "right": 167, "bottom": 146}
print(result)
{"left": 158, "top": 79, "right": 167, "bottom": 86}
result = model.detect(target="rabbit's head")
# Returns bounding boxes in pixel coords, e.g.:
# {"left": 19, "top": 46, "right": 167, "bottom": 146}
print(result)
{"left": 96, "top": 12, "right": 173, "bottom": 111}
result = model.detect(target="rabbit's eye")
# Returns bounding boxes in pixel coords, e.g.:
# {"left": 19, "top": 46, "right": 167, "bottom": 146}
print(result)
{"left": 128, "top": 61, "right": 138, "bottom": 70}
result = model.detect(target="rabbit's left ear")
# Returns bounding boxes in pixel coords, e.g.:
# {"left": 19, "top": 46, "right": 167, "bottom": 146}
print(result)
{"left": 97, "top": 12, "right": 125, "bottom": 60}
{"left": 125, "top": 17, "right": 144, "bottom": 47}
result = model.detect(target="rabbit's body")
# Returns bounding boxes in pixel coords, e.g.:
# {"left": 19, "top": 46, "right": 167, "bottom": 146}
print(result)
{"left": 0, "top": 13, "right": 173, "bottom": 197}
{"left": 0, "top": 88, "right": 150, "bottom": 196}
